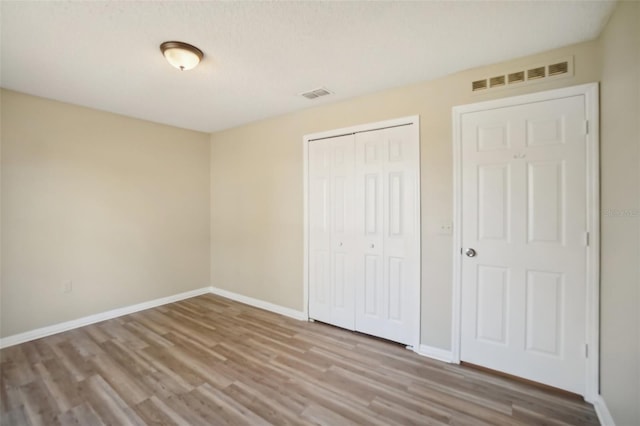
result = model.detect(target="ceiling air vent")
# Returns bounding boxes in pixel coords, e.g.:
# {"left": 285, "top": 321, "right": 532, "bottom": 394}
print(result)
{"left": 489, "top": 75, "right": 506, "bottom": 88}
{"left": 300, "top": 87, "right": 332, "bottom": 100}
{"left": 548, "top": 61, "right": 569, "bottom": 76}
{"left": 508, "top": 71, "right": 525, "bottom": 84}
{"left": 527, "top": 66, "right": 546, "bottom": 80}
{"left": 472, "top": 79, "right": 488, "bottom": 91}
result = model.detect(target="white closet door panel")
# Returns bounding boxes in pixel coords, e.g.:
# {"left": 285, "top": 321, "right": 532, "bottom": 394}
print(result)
{"left": 355, "top": 125, "right": 419, "bottom": 345}
{"left": 329, "top": 136, "right": 356, "bottom": 329}
{"left": 356, "top": 131, "right": 385, "bottom": 329}
{"left": 309, "top": 141, "right": 332, "bottom": 322}
{"left": 383, "top": 125, "right": 420, "bottom": 346}
{"left": 308, "top": 135, "right": 355, "bottom": 330}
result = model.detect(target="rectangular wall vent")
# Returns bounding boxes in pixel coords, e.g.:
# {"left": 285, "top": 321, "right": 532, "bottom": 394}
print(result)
{"left": 527, "top": 66, "right": 546, "bottom": 80}
{"left": 548, "top": 61, "right": 569, "bottom": 76}
{"left": 300, "top": 87, "right": 332, "bottom": 100}
{"left": 472, "top": 79, "right": 488, "bottom": 91}
{"left": 489, "top": 75, "right": 506, "bottom": 88}
{"left": 471, "top": 56, "right": 573, "bottom": 94}
{"left": 508, "top": 71, "right": 525, "bottom": 84}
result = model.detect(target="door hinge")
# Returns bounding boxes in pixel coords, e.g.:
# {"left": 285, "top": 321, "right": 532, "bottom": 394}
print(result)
{"left": 584, "top": 231, "right": 590, "bottom": 247}
{"left": 584, "top": 120, "right": 589, "bottom": 135}
{"left": 584, "top": 343, "right": 589, "bottom": 358}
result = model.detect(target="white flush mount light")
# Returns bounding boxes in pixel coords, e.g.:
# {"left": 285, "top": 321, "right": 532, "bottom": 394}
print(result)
{"left": 160, "top": 41, "right": 203, "bottom": 71}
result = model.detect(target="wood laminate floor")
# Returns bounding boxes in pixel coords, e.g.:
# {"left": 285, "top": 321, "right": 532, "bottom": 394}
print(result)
{"left": 1, "top": 294, "right": 599, "bottom": 425}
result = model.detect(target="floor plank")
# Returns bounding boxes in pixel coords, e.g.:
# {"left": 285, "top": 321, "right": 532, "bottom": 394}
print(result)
{"left": 0, "top": 294, "right": 600, "bottom": 425}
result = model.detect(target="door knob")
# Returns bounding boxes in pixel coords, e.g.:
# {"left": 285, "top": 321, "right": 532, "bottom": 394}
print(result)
{"left": 465, "top": 248, "right": 477, "bottom": 257}
{"left": 338, "top": 242, "right": 343, "bottom": 247}
{"left": 370, "top": 243, "right": 375, "bottom": 248}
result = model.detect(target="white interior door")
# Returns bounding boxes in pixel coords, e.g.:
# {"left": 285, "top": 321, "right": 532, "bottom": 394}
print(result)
{"left": 354, "top": 125, "right": 420, "bottom": 346}
{"left": 308, "top": 135, "right": 356, "bottom": 330}
{"left": 460, "top": 95, "right": 588, "bottom": 394}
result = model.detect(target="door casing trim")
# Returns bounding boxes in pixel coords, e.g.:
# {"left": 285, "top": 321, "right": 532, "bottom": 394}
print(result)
{"left": 451, "top": 83, "right": 600, "bottom": 402}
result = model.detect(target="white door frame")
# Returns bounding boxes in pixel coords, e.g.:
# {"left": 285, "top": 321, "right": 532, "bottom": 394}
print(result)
{"left": 303, "top": 115, "right": 421, "bottom": 350}
{"left": 451, "top": 83, "right": 600, "bottom": 402}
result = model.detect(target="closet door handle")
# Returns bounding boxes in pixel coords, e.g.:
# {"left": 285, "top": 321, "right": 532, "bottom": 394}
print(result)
{"left": 370, "top": 243, "right": 375, "bottom": 248}
{"left": 338, "top": 242, "right": 343, "bottom": 247}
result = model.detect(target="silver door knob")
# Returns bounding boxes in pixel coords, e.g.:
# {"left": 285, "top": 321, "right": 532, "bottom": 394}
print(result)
{"left": 338, "top": 242, "right": 343, "bottom": 247}
{"left": 370, "top": 244, "right": 375, "bottom": 248}
{"left": 465, "top": 248, "right": 477, "bottom": 257}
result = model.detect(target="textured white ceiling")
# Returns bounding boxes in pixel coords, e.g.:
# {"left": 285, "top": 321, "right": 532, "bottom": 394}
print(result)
{"left": 1, "top": 1, "right": 615, "bottom": 133}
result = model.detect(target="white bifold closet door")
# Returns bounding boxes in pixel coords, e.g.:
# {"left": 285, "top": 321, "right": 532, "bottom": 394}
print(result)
{"left": 308, "top": 134, "right": 356, "bottom": 330}
{"left": 308, "top": 124, "right": 419, "bottom": 346}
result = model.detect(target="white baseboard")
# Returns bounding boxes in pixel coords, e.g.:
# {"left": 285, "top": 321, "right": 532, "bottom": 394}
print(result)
{"left": 415, "top": 344, "right": 454, "bottom": 363}
{"left": 208, "top": 286, "right": 308, "bottom": 321}
{"left": 0, "top": 285, "right": 314, "bottom": 349}
{"left": 593, "top": 395, "right": 616, "bottom": 426}
{"left": 0, "top": 287, "right": 211, "bottom": 349}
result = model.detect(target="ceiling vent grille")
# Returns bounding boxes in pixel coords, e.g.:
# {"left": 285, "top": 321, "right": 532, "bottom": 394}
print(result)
{"left": 300, "top": 87, "right": 332, "bottom": 100}
{"left": 470, "top": 56, "right": 573, "bottom": 94}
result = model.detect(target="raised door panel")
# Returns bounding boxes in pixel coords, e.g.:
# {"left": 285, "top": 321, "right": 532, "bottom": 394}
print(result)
{"left": 527, "top": 161, "right": 565, "bottom": 245}
{"left": 311, "top": 251, "right": 330, "bottom": 305}
{"left": 333, "top": 252, "right": 347, "bottom": 309}
{"left": 478, "top": 123, "right": 510, "bottom": 152}
{"left": 388, "top": 257, "right": 404, "bottom": 321}
{"left": 525, "top": 114, "right": 565, "bottom": 147}
{"left": 363, "top": 254, "right": 381, "bottom": 316}
{"left": 364, "top": 174, "right": 380, "bottom": 236}
{"left": 388, "top": 172, "right": 404, "bottom": 237}
{"left": 525, "top": 270, "right": 564, "bottom": 357}
{"left": 478, "top": 165, "right": 510, "bottom": 242}
{"left": 476, "top": 266, "right": 510, "bottom": 345}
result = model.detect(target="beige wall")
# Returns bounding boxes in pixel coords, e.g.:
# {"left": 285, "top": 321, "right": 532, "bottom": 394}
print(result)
{"left": 598, "top": 1, "right": 640, "bottom": 424}
{"left": 210, "top": 40, "right": 601, "bottom": 349}
{"left": 0, "top": 90, "right": 211, "bottom": 337}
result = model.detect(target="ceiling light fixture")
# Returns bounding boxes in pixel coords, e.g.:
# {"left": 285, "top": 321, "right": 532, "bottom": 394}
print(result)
{"left": 160, "top": 41, "right": 203, "bottom": 71}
